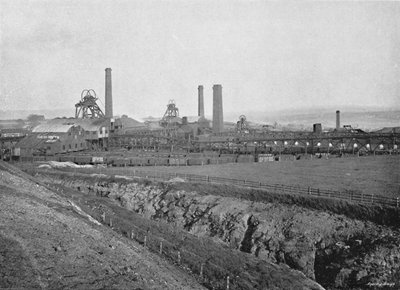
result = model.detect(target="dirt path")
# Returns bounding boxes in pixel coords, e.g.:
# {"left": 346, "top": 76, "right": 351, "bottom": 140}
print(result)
{"left": 0, "top": 169, "right": 205, "bottom": 290}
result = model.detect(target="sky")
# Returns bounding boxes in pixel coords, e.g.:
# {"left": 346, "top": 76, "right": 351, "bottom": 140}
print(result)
{"left": 1, "top": 0, "right": 400, "bottom": 121}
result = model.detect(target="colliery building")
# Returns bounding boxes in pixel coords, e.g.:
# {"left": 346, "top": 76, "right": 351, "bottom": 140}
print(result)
{"left": 3, "top": 66, "right": 399, "bottom": 162}
{"left": 14, "top": 118, "right": 110, "bottom": 158}
{"left": 15, "top": 122, "right": 87, "bottom": 158}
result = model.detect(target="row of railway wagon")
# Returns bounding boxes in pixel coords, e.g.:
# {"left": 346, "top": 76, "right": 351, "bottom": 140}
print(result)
{"left": 64, "top": 152, "right": 259, "bottom": 166}
{"left": 50, "top": 152, "right": 279, "bottom": 166}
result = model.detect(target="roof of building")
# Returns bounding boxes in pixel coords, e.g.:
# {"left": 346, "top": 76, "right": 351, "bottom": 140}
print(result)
{"left": 32, "top": 122, "right": 77, "bottom": 133}
{"left": 0, "top": 128, "right": 29, "bottom": 134}
{"left": 15, "top": 135, "right": 60, "bottom": 148}
{"left": 0, "top": 119, "right": 26, "bottom": 130}
{"left": 114, "top": 116, "right": 144, "bottom": 129}
{"left": 32, "top": 118, "right": 108, "bottom": 133}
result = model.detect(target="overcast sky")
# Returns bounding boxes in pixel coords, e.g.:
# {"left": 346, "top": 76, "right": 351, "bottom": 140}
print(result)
{"left": 1, "top": 0, "right": 399, "bottom": 120}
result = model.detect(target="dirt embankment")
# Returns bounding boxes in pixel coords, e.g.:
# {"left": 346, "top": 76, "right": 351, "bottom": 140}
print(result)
{"left": 39, "top": 172, "right": 400, "bottom": 290}
{"left": 0, "top": 168, "right": 206, "bottom": 290}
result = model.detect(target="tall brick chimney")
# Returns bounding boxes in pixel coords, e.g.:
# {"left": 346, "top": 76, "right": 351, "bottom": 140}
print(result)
{"left": 336, "top": 110, "right": 340, "bottom": 131}
{"left": 198, "top": 85, "right": 204, "bottom": 118}
{"left": 105, "top": 68, "right": 113, "bottom": 118}
{"left": 212, "top": 84, "right": 223, "bottom": 133}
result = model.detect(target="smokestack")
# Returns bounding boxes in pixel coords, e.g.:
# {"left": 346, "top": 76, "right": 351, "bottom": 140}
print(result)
{"left": 198, "top": 85, "right": 204, "bottom": 118}
{"left": 212, "top": 84, "right": 224, "bottom": 133}
{"left": 336, "top": 110, "right": 340, "bottom": 131}
{"left": 105, "top": 68, "right": 113, "bottom": 118}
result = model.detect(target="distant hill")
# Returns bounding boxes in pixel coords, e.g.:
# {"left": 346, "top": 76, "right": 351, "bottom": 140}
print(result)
{"left": 2, "top": 106, "right": 399, "bottom": 132}
{"left": 225, "top": 108, "right": 400, "bottom": 131}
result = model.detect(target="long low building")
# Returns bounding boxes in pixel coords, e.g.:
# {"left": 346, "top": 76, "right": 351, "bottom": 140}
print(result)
{"left": 15, "top": 123, "right": 87, "bottom": 157}
{"left": 13, "top": 118, "right": 111, "bottom": 158}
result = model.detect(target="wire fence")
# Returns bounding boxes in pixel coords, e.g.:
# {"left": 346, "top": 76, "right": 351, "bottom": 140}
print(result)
{"left": 101, "top": 214, "right": 237, "bottom": 290}
{"left": 27, "top": 164, "right": 399, "bottom": 208}
{"left": 78, "top": 167, "right": 399, "bottom": 208}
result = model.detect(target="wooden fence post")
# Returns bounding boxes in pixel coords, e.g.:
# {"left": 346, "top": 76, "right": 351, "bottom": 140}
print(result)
{"left": 101, "top": 212, "right": 105, "bottom": 223}
{"left": 371, "top": 194, "right": 374, "bottom": 204}
{"left": 177, "top": 251, "right": 181, "bottom": 264}
{"left": 200, "top": 263, "right": 204, "bottom": 280}
{"left": 308, "top": 187, "right": 311, "bottom": 195}
{"left": 131, "top": 230, "right": 134, "bottom": 240}
{"left": 109, "top": 218, "right": 112, "bottom": 227}
{"left": 159, "top": 241, "right": 163, "bottom": 254}
{"left": 226, "top": 275, "right": 230, "bottom": 290}
{"left": 144, "top": 235, "right": 147, "bottom": 247}
{"left": 397, "top": 197, "right": 399, "bottom": 208}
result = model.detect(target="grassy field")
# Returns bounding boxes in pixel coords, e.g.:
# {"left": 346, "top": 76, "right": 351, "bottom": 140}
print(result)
{"left": 142, "top": 155, "right": 400, "bottom": 198}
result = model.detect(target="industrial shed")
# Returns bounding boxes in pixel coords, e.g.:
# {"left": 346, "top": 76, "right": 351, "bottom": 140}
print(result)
{"left": 71, "top": 118, "right": 110, "bottom": 149}
{"left": 31, "top": 118, "right": 111, "bottom": 149}
{"left": 14, "top": 123, "right": 87, "bottom": 157}
{"left": 44, "top": 118, "right": 109, "bottom": 138}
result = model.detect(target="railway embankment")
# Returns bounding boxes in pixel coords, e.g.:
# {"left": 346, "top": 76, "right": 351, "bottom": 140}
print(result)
{"left": 36, "top": 170, "right": 400, "bottom": 289}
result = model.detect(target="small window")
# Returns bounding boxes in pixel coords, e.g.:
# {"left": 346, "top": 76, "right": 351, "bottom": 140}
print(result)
{"left": 80, "top": 143, "right": 83, "bottom": 147}
{"left": 63, "top": 145, "right": 65, "bottom": 150}
{"left": 69, "top": 144, "right": 71, "bottom": 149}
{"left": 75, "top": 143, "right": 77, "bottom": 148}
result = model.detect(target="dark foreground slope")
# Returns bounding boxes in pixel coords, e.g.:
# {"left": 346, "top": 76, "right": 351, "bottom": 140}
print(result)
{"left": 0, "top": 165, "right": 205, "bottom": 290}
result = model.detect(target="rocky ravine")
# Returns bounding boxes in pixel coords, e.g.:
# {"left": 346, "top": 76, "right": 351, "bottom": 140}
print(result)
{"left": 40, "top": 172, "right": 400, "bottom": 289}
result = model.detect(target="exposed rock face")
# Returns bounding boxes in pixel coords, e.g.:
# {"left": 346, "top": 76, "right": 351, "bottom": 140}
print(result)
{"left": 41, "top": 174, "right": 400, "bottom": 289}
